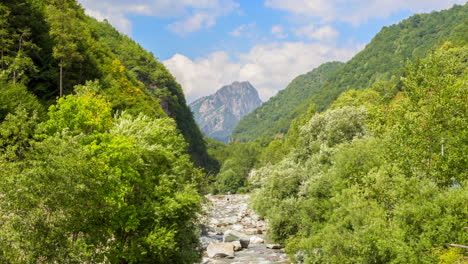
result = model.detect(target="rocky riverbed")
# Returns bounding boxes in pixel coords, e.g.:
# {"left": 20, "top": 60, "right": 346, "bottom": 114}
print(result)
{"left": 199, "top": 194, "right": 289, "bottom": 264}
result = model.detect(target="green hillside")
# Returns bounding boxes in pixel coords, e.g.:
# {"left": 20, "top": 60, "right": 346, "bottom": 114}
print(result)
{"left": 232, "top": 62, "right": 344, "bottom": 144}
{"left": 0, "top": 0, "right": 212, "bottom": 169}
{"left": 232, "top": 3, "right": 468, "bottom": 144}
{"left": 313, "top": 3, "right": 468, "bottom": 111}
{"left": 0, "top": 0, "right": 213, "bottom": 262}
{"left": 89, "top": 20, "right": 213, "bottom": 169}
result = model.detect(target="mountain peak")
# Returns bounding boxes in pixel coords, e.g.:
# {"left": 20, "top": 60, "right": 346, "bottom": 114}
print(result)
{"left": 190, "top": 81, "right": 262, "bottom": 143}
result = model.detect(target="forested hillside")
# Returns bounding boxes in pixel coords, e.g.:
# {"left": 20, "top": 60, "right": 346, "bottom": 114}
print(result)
{"left": 0, "top": 0, "right": 210, "bottom": 262}
{"left": 1, "top": 1, "right": 467, "bottom": 263}
{"left": 232, "top": 62, "right": 343, "bottom": 144}
{"left": 250, "top": 41, "right": 468, "bottom": 264}
{"left": 0, "top": 0, "right": 213, "bottom": 169}
{"left": 232, "top": 3, "right": 468, "bottom": 144}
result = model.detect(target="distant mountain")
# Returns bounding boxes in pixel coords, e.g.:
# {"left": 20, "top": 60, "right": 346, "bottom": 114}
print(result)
{"left": 231, "top": 62, "right": 344, "bottom": 144}
{"left": 232, "top": 3, "right": 468, "bottom": 144}
{"left": 190, "top": 81, "right": 262, "bottom": 143}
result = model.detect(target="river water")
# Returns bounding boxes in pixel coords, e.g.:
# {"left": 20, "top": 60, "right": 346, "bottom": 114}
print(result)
{"left": 199, "top": 194, "right": 289, "bottom": 264}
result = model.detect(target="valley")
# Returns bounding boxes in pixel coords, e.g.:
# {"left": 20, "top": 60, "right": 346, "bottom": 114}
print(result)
{"left": 0, "top": 1, "right": 466, "bottom": 263}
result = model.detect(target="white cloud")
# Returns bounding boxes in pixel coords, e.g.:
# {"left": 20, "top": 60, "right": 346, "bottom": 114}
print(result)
{"left": 265, "top": 0, "right": 466, "bottom": 25}
{"left": 163, "top": 42, "right": 362, "bottom": 102}
{"left": 294, "top": 25, "right": 338, "bottom": 41}
{"left": 77, "top": 0, "right": 239, "bottom": 35}
{"left": 230, "top": 22, "right": 256, "bottom": 37}
{"left": 271, "top": 25, "right": 288, "bottom": 39}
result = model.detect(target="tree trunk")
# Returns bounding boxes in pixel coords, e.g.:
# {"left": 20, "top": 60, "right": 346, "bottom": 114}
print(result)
{"left": 60, "top": 61, "right": 63, "bottom": 97}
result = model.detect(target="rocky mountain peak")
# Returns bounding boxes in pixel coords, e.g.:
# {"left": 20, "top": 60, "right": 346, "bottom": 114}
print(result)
{"left": 190, "top": 81, "right": 262, "bottom": 143}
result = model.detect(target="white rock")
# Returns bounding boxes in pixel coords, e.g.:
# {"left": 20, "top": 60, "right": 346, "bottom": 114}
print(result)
{"left": 244, "top": 228, "right": 260, "bottom": 235}
{"left": 223, "top": 230, "right": 250, "bottom": 248}
{"left": 207, "top": 243, "right": 235, "bottom": 258}
{"left": 201, "top": 257, "right": 211, "bottom": 264}
{"left": 231, "top": 224, "right": 244, "bottom": 231}
{"left": 228, "top": 241, "right": 242, "bottom": 251}
{"left": 200, "top": 236, "right": 221, "bottom": 250}
{"left": 249, "top": 236, "right": 264, "bottom": 244}
{"left": 266, "top": 243, "right": 282, "bottom": 249}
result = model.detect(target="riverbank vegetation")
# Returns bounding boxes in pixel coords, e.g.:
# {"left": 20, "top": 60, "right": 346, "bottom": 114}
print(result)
{"left": 250, "top": 43, "right": 467, "bottom": 263}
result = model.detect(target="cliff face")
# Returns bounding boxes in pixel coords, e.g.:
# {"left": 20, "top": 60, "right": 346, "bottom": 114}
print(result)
{"left": 190, "top": 81, "right": 262, "bottom": 143}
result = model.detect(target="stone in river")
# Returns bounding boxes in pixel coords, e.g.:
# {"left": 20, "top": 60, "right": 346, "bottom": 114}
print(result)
{"left": 250, "top": 236, "right": 264, "bottom": 244}
{"left": 207, "top": 243, "right": 235, "bottom": 258}
{"left": 228, "top": 241, "right": 242, "bottom": 251}
{"left": 200, "top": 236, "right": 220, "bottom": 250}
{"left": 223, "top": 230, "right": 250, "bottom": 248}
{"left": 266, "top": 243, "right": 282, "bottom": 249}
{"left": 231, "top": 224, "right": 244, "bottom": 231}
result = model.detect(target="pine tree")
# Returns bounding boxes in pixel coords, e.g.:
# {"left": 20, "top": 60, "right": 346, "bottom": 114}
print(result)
{"left": 46, "top": 0, "right": 83, "bottom": 97}
{"left": 0, "top": 4, "right": 14, "bottom": 78}
{"left": 10, "top": 28, "right": 37, "bottom": 83}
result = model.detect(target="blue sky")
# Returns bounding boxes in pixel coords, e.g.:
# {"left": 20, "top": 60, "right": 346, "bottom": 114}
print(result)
{"left": 78, "top": 0, "right": 465, "bottom": 103}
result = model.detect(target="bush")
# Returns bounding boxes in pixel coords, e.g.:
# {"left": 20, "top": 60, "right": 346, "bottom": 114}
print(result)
{"left": 216, "top": 169, "right": 245, "bottom": 194}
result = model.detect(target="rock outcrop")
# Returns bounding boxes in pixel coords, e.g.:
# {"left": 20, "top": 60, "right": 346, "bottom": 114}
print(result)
{"left": 189, "top": 81, "right": 262, "bottom": 143}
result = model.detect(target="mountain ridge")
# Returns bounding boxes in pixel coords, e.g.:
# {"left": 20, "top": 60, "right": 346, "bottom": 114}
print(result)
{"left": 190, "top": 81, "right": 262, "bottom": 143}
{"left": 231, "top": 3, "right": 468, "bottom": 144}
{"left": 231, "top": 62, "right": 344, "bottom": 144}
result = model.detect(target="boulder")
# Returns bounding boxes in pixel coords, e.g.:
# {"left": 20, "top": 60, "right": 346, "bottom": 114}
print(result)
{"left": 231, "top": 224, "right": 244, "bottom": 231}
{"left": 249, "top": 236, "right": 264, "bottom": 244}
{"left": 266, "top": 243, "right": 282, "bottom": 249}
{"left": 244, "top": 228, "right": 261, "bottom": 235}
{"left": 223, "top": 230, "right": 250, "bottom": 248}
{"left": 228, "top": 241, "right": 242, "bottom": 251}
{"left": 207, "top": 243, "right": 235, "bottom": 258}
{"left": 200, "top": 236, "right": 220, "bottom": 250}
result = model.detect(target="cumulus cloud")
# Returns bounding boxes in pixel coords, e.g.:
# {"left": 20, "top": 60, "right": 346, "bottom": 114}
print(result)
{"left": 271, "top": 25, "right": 288, "bottom": 39}
{"left": 265, "top": 0, "right": 466, "bottom": 25}
{"left": 230, "top": 22, "right": 256, "bottom": 37}
{"left": 294, "top": 25, "right": 338, "bottom": 41}
{"left": 77, "top": 0, "right": 239, "bottom": 35}
{"left": 163, "top": 42, "right": 362, "bottom": 102}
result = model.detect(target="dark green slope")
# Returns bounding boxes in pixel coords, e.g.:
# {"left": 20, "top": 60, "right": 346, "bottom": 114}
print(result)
{"left": 231, "top": 61, "right": 344, "bottom": 144}
{"left": 0, "top": 0, "right": 212, "bottom": 169}
{"left": 312, "top": 3, "right": 468, "bottom": 111}
{"left": 232, "top": 3, "right": 468, "bottom": 144}
{"left": 90, "top": 20, "right": 213, "bottom": 169}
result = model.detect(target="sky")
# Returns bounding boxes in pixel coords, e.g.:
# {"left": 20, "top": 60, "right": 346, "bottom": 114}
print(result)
{"left": 77, "top": 0, "right": 465, "bottom": 103}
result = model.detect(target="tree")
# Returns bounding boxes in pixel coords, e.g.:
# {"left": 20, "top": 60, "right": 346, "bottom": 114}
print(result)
{"left": 1, "top": 84, "right": 204, "bottom": 263}
{"left": 0, "top": 4, "right": 13, "bottom": 77}
{"left": 394, "top": 42, "right": 468, "bottom": 186}
{"left": 9, "top": 28, "right": 37, "bottom": 83}
{"left": 46, "top": 0, "right": 83, "bottom": 97}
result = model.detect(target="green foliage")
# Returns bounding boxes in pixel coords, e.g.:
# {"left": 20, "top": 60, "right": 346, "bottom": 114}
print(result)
{"left": 0, "top": 3, "right": 37, "bottom": 84}
{"left": 232, "top": 62, "right": 343, "bottom": 144}
{"left": 0, "top": 83, "right": 203, "bottom": 263}
{"left": 216, "top": 169, "right": 245, "bottom": 194}
{"left": 312, "top": 3, "right": 468, "bottom": 111}
{"left": 0, "top": 81, "right": 44, "bottom": 121}
{"left": 434, "top": 247, "right": 466, "bottom": 264}
{"left": 392, "top": 42, "right": 468, "bottom": 186}
{"left": 39, "top": 87, "right": 113, "bottom": 136}
{"left": 0, "top": 107, "right": 41, "bottom": 160}
{"left": 210, "top": 141, "right": 261, "bottom": 194}
{"left": 234, "top": 3, "right": 468, "bottom": 145}
{"left": 90, "top": 19, "right": 211, "bottom": 169}
{"left": 0, "top": 0, "right": 211, "bottom": 170}
{"left": 46, "top": 0, "right": 84, "bottom": 68}
{"left": 300, "top": 106, "right": 368, "bottom": 148}
{"left": 251, "top": 43, "right": 468, "bottom": 263}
